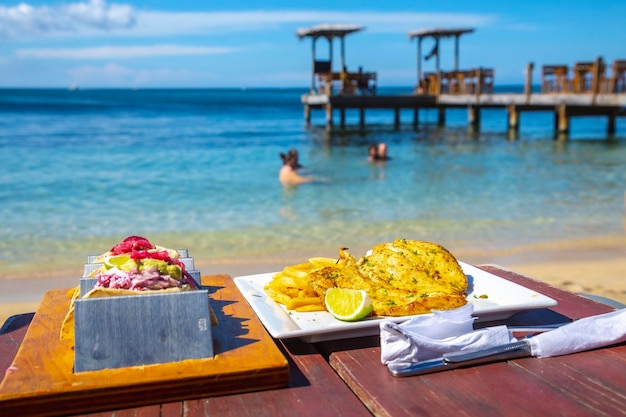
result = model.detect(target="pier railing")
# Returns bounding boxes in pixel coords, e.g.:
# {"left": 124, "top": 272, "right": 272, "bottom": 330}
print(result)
{"left": 316, "top": 70, "right": 377, "bottom": 96}
{"left": 301, "top": 57, "right": 626, "bottom": 137}
{"left": 417, "top": 67, "right": 494, "bottom": 96}
{"left": 541, "top": 58, "right": 626, "bottom": 94}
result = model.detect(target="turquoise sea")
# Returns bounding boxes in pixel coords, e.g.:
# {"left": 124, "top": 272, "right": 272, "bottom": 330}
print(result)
{"left": 1, "top": 87, "right": 625, "bottom": 280}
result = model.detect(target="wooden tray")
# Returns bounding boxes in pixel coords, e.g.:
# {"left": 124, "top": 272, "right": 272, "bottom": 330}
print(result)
{"left": 0, "top": 274, "right": 289, "bottom": 416}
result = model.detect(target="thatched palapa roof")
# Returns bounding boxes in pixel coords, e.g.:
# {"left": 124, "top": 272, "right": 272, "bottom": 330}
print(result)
{"left": 297, "top": 24, "right": 364, "bottom": 40}
{"left": 408, "top": 27, "right": 474, "bottom": 40}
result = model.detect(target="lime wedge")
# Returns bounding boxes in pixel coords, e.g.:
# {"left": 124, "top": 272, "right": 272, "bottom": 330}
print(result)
{"left": 103, "top": 254, "right": 131, "bottom": 269}
{"left": 325, "top": 288, "right": 373, "bottom": 322}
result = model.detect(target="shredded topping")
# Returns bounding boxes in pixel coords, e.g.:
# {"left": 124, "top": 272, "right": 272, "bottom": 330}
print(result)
{"left": 97, "top": 266, "right": 183, "bottom": 291}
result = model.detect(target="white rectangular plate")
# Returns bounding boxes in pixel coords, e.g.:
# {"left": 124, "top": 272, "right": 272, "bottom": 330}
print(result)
{"left": 233, "top": 262, "right": 557, "bottom": 343}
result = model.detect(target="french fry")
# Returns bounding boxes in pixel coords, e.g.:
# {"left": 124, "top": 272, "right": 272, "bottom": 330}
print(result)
{"left": 272, "top": 272, "right": 298, "bottom": 288}
{"left": 286, "top": 296, "right": 322, "bottom": 310}
{"left": 264, "top": 285, "right": 292, "bottom": 305}
{"left": 283, "top": 263, "right": 313, "bottom": 278}
{"left": 295, "top": 304, "right": 326, "bottom": 312}
{"left": 264, "top": 261, "right": 330, "bottom": 313}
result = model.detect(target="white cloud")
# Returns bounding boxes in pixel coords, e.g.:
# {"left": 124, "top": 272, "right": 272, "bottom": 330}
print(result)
{"left": 0, "top": 0, "right": 136, "bottom": 38}
{"left": 125, "top": 10, "right": 496, "bottom": 37}
{"left": 0, "top": 2, "right": 496, "bottom": 39}
{"left": 17, "top": 44, "right": 234, "bottom": 59}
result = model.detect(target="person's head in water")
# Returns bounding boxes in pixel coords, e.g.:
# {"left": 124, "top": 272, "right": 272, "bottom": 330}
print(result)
{"left": 367, "top": 143, "right": 378, "bottom": 162}
{"left": 377, "top": 142, "right": 389, "bottom": 160}
{"left": 281, "top": 149, "right": 303, "bottom": 168}
{"left": 279, "top": 149, "right": 313, "bottom": 185}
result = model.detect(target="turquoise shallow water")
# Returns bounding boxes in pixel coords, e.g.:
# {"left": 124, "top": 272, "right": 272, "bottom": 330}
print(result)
{"left": 0, "top": 88, "right": 625, "bottom": 278}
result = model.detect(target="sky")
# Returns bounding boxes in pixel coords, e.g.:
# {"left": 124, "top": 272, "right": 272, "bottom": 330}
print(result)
{"left": 1, "top": 0, "right": 625, "bottom": 89}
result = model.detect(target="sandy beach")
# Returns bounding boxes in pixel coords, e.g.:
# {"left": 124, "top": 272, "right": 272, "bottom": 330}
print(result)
{"left": 1, "top": 235, "right": 624, "bottom": 326}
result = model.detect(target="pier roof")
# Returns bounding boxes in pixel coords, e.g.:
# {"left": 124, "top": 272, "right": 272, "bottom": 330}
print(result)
{"left": 297, "top": 24, "right": 364, "bottom": 40}
{"left": 408, "top": 27, "right": 474, "bottom": 40}
{"left": 297, "top": 24, "right": 367, "bottom": 91}
{"left": 409, "top": 27, "right": 475, "bottom": 81}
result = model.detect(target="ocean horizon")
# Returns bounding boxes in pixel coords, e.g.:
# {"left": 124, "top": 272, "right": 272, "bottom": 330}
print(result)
{"left": 1, "top": 87, "right": 625, "bottom": 281}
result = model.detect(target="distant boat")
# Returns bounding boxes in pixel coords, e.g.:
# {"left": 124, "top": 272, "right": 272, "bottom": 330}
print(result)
{"left": 68, "top": 83, "right": 79, "bottom": 91}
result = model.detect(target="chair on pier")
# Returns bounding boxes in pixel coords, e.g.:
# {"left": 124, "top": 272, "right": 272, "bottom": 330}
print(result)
{"left": 477, "top": 67, "right": 494, "bottom": 94}
{"left": 438, "top": 72, "right": 449, "bottom": 93}
{"left": 420, "top": 72, "right": 441, "bottom": 95}
{"left": 541, "top": 65, "right": 570, "bottom": 93}
{"left": 313, "top": 60, "right": 332, "bottom": 95}
{"left": 573, "top": 60, "right": 605, "bottom": 93}
{"left": 449, "top": 71, "right": 466, "bottom": 94}
{"left": 355, "top": 68, "right": 377, "bottom": 96}
{"left": 607, "top": 59, "right": 626, "bottom": 93}
{"left": 455, "top": 70, "right": 474, "bottom": 94}
{"left": 420, "top": 68, "right": 492, "bottom": 96}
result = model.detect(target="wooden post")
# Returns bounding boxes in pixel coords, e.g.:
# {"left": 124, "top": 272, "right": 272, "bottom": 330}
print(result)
{"left": 438, "top": 107, "right": 446, "bottom": 127}
{"left": 394, "top": 108, "right": 400, "bottom": 127}
{"left": 608, "top": 113, "right": 616, "bottom": 136}
{"left": 413, "top": 108, "right": 419, "bottom": 128}
{"left": 507, "top": 104, "right": 519, "bottom": 131}
{"left": 326, "top": 103, "right": 333, "bottom": 131}
{"left": 340, "top": 108, "right": 345, "bottom": 128}
{"left": 525, "top": 62, "right": 534, "bottom": 103}
{"left": 359, "top": 108, "right": 365, "bottom": 127}
{"left": 468, "top": 105, "right": 480, "bottom": 131}
{"left": 476, "top": 68, "right": 482, "bottom": 97}
{"left": 556, "top": 104, "right": 569, "bottom": 139}
{"left": 592, "top": 56, "right": 603, "bottom": 105}
{"left": 507, "top": 104, "right": 519, "bottom": 140}
{"left": 304, "top": 104, "right": 311, "bottom": 126}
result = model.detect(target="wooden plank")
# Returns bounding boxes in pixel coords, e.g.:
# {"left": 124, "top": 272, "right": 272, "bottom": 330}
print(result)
{"left": 183, "top": 338, "right": 371, "bottom": 417}
{"left": 324, "top": 266, "right": 625, "bottom": 417}
{"left": 0, "top": 275, "right": 289, "bottom": 417}
{"left": 47, "top": 333, "right": 373, "bottom": 417}
{"left": 335, "top": 344, "right": 626, "bottom": 416}
{"left": 511, "top": 348, "right": 626, "bottom": 415}
{"left": 330, "top": 345, "right": 620, "bottom": 417}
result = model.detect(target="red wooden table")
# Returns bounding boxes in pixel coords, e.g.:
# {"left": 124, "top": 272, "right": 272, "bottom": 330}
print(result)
{"left": 1, "top": 265, "right": 625, "bottom": 417}
{"left": 320, "top": 265, "right": 626, "bottom": 417}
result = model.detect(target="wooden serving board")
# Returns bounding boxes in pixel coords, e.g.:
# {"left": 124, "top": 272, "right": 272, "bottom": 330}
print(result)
{"left": 0, "top": 274, "right": 289, "bottom": 417}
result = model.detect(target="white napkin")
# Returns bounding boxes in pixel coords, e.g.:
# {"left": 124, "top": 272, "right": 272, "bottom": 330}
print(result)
{"left": 380, "top": 304, "right": 516, "bottom": 366}
{"left": 528, "top": 308, "right": 626, "bottom": 358}
{"left": 380, "top": 305, "right": 626, "bottom": 368}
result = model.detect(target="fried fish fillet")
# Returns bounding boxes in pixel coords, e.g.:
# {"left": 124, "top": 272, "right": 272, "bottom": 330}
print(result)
{"left": 306, "top": 239, "right": 468, "bottom": 316}
{"left": 358, "top": 239, "right": 468, "bottom": 294}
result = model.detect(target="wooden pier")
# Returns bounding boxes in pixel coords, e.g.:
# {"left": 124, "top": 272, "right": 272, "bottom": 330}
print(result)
{"left": 297, "top": 25, "right": 626, "bottom": 138}
{"left": 302, "top": 87, "right": 626, "bottom": 137}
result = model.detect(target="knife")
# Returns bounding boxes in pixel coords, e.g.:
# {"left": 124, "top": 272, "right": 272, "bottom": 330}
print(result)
{"left": 389, "top": 309, "right": 626, "bottom": 377}
{"left": 388, "top": 339, "right": 532, "bottom": 377}
{"left": 385, "top": 322, "right": 570, "bottom": 378}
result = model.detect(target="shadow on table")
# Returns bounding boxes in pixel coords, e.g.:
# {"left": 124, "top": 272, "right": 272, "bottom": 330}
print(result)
{"left": 0, "top": 313, "right": 35, "bottom": 335}
{"left": 476, "top": 308, "right": 572, "bottom": 329}
{"left": 203, "top": 284, "right": 260, "bottom": 353}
